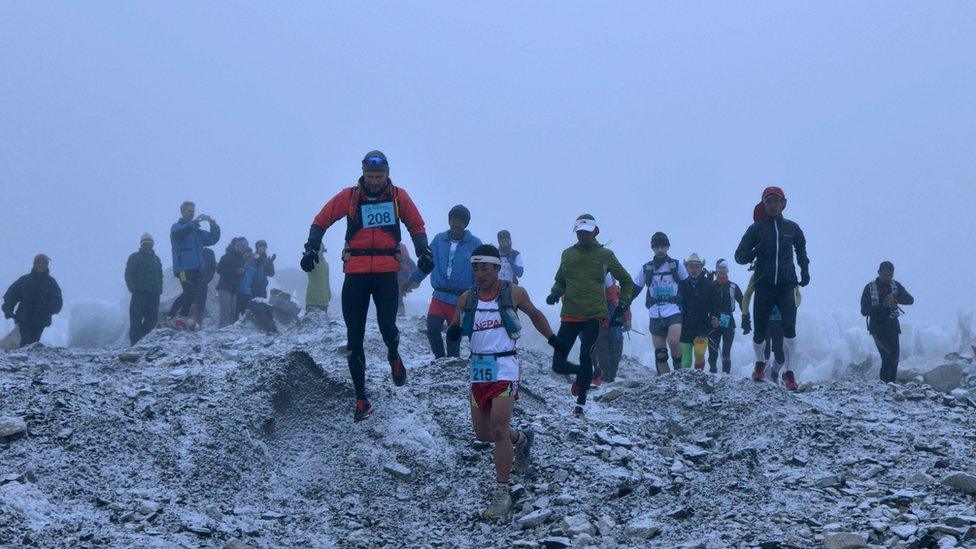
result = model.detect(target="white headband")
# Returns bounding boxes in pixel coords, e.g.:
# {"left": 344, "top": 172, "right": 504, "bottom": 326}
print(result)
{"left": 470, "top": 255, "right": 502, "bottom": 266}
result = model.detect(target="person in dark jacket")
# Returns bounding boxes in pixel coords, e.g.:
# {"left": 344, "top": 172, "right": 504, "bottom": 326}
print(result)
{"left": 125, "top": 233, "right": 163, "bottom": 345}
{"left": 3, "top": 254, "right": 63, "bottom": 347}
{"left": 734, "top": 186, "right": 810, "bottom": 390}
{"left": 677, "top": 254, "right": 718, "bottom": 370}
{"left": 167, "top": 201, "right": 220, "bottom": 322}
{"left": 192, "top": 247, "right": 216, "bottom": 325}
{"left": 251, "top": 240, "right": 276, "bottom": 299}
{"left": 861, "top": 261, "right": 915, "bottom": 383}
{"left": 708, "top": 259, "right": 744, "bottom": 374}
{"left": 216, "top": 237, "right": 247, "bottom": 327}
{"left": 237, "top": 247, "right": 257, "bottom": 320}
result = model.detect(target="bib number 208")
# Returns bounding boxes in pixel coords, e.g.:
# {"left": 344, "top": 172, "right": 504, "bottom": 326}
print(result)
{"left": 361, "top": 203, "right": 395, "bottom": 228}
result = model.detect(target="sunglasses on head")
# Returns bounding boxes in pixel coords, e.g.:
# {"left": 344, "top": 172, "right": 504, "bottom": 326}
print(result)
{"left": 364, "top": 156, "right": 387, "bottom": 166}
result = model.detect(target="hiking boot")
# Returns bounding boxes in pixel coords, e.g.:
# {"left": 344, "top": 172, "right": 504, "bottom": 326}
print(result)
{"left": 591, "top": 368, "right": 603, "bottom": 388}
{"left": 694, "top": 362, "right": 705, "bottom": 371}
{"left": 770, "top": 365, "right": 782, "bottom": 384}
{"left": 389, "top": 355, "right": 407, "bottom": 387}
{"left": 484, "top": 487, "right": 512, "bottom": 520}
{"left": 782, "top": 371, "right": 798, "bottom": 391}
{"left": 709, "top": 364, "right": 718, "bottom": 374}
{"left": 513, "top": 429, "right": 535, "bottom": 475}
{"left": 353, "top": 399, "right": 374, "bottom": 422}
{"left": 751, "top": 362, "right": 766, "bottom": 382}
{"left": 571, "top": 405, "right": 586, "bottom": 419}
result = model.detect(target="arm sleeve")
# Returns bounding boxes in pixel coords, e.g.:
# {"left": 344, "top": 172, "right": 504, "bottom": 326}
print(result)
{"left": 734, "top": 225, "right": 758, "bottom": 265}
{"left": 396, "top": 189, "right": 427, "bottom": 236}
{"left": 408, "top": 233, "right": 436, "bottom": 284}
{"left": 860, "top": 285, "right": 874, "bottom": 316}
{"left": 124, "top": 255, "right": 136, "bottom": 292}
{"left": 513, "top": 254, "right": 525, "bottom": 278}
{"left": 607, "top": 253, "right": 635, "bottom": 307}
{"left": 631, "top": 266, "right": 645, "bottom": 300}
{"left": 266, "top": 258, "right": 276, "bottom": 278}
{"left": 897, "top": 284, "right": 915, "bottom": 305}
{"left": 794, "top": 224, "right": 809, "bottom": 269}
{"left": 204, "top": 223, "right": 221, "bottom": 246}
{"left": 312, "top": 189, "right": 353, "bottom": 232}
{"left": 2, "top": 279, "right": 21, "bottom": 318}
{"left": 734, "top": 284, "right": 744, "bottom": 308}
{"left": 171, "top": 221, "right": 197, "bottom": 240}
{"left": 741, "top": 274, "right": 756, "bottom": 314}
{"left": 677, "top": 261, "right": 690, "bottom": 281}
{"left": 50, "top": 280, "right": 63, "bottom": 315}
{"left": 216, "top": 255, "right": 232, "bottom": 278}
{"left": 550, "top": 256, "right": 566, "bottom": 297}
{"left": 156, "top": 258, "right": 163, "bottom": 291}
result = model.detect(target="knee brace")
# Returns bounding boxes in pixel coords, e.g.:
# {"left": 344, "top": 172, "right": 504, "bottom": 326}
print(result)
{"left": 655, "top": 347, "right": 669, "bottom": 364}
{"left": 693, "top": 337, "right": 708, "bottom": 360}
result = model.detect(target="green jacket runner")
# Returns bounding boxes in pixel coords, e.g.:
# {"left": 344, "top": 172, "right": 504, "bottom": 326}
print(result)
{"left": 550, "top": 242, "right": 634, "bottom": 320}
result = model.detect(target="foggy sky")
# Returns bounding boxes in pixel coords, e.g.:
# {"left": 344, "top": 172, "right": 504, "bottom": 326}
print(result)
{"left": 2, "top": 2, "right": 974, "bottom": 326}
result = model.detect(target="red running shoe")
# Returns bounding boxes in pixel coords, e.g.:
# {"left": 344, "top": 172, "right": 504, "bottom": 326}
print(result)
{"left": 694, "top": 362, "right": 705, "bottom": 371}
{"left": 571, "top": 377, "right": 580, "bottom": 396}
{"left": 353, "top": 399, "right": 374, "bottom": 422}
{"left": 390, "top": 355, "right": 407, "bottom": 387}
{"left": 751, "top": 362, "right": 766, "bottom": 382}
{"left": 591, "top": 368, "right": 604, "bottom": 388}
{"left": 782, "top": 370, "right": 799, "bottom": 391}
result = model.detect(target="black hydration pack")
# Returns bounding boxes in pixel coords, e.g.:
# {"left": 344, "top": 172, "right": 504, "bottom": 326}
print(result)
{"left": 461, "top": 281, "right": 522, "bottom": 340}
{"left": 642, "top": 258, "right": 682, "bottom": 308}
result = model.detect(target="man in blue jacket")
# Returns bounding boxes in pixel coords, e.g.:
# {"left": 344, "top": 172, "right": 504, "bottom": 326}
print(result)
{"left": 167, "top": 201, "right": 220, "bottom": 323}
{"left": 407, "top": 205, "right": 482, "bottom": 358}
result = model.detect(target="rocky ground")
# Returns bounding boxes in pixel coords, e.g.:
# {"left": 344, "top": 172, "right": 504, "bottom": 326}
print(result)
{"left": 2, "top": 312, "right": 976, "bottom": 548}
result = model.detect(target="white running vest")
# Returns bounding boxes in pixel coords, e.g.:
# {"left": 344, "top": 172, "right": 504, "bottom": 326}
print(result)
{"left": 470, "top": 297, "right": 520, "bottom": 382}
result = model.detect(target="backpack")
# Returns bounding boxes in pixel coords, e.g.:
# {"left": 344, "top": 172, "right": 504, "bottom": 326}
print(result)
{"left": 343, "top": 183, "right": 402, "bottom": 255}
{"left": 461, "top": 282, "right": 522, "bottom": 341}
{"left": 642, "top": 258, "right": 682, "bottom": 308}
{"left": 867, "top": 280, "right": 902, "bottom": 323}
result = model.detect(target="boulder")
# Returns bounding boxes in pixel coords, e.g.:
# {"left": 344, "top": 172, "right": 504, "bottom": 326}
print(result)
{"left": 0, "top": 416, "right": 27, "bottom": 438}
{"left": 822, "top": 532, "right": 867, "bottom": 548}
{"left": 941, "top": 471, "right": 976, "bottom": 495}
{"left": 923, "top": 364, "right": 964, "bottom": 394}
{"left": 624, "top": 516, "right": 660, "bottom": 539}
{"left": 561, "top": 513, "right": 595, "bottom": 536}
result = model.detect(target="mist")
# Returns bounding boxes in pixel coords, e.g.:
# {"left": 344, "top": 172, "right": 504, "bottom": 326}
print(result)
{"left": 2, "top": 2, "right": 974, "bottom": 354}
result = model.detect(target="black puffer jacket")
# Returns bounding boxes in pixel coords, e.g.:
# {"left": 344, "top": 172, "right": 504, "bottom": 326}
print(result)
{"left": 734, "top": 215, "right": 809, "bottom": 286}
{"left": 216, "top": 245, "right": 245, "bottom": 293}
{"left": 678, "top": 275, "right": 718, "bottom": 335}
{"left": 2, "top": 270, "right": 63, "bottom": 328}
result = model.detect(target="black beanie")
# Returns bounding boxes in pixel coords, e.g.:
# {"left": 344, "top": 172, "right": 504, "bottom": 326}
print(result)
{"left": 449, "top": 204, "right": 471, "bottom": 223}
{"left": 879, "top": 261, "right": 894, "bottom": 272}
{"left": 362, "top": 150, "right": 390, "bottom": 173}
{"left": 651, "top": 232, "right": 670, "bottom": 247}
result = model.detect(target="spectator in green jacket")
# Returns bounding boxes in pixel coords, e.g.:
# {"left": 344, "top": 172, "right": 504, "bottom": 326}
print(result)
{"left": 125, "top": 233, "right": 163, "bottom": 345}
{"left": 306, "top": 248, "right": 331, "bottom": 313}
{"left": 546, "top": 214, "right": 634, "bottom": 418}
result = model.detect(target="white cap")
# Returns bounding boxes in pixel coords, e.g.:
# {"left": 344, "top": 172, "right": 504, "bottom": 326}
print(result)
{"left": 573, "top": 217, "right": 598, "bottom": 233}
{"left": 685, "top": 253, "right": 704, "bottom": 265}
{"left": 140, "top": 233, "right": 154, "bottom": 244}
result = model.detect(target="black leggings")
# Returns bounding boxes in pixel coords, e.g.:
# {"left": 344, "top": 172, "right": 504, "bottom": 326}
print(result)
{"left": 129, "top": 292, "right": 160, "bottom": 345}
{"left": 169, "top": 270, "right": 200, "bottom": 317}
{"left": 708, "top": 325, "right": 735, "bottom": 372}
{"left": 753, "top": 283, "right": 797, "bottom": 344}
{"left": 551, "top": 319, "right": 600, "bottom": 406}
{"left": 764, "top": 320, "right": 785, "bottom": 365}
{"left": 342, "top": 273, "right": 400, "bottom": 400}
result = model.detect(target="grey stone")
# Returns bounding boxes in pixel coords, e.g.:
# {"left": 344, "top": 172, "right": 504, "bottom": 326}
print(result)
{"left": 890, "top": 524, "right": 916, "bottom": 539}
{"left": 624, "top": 516, "right": 660, "bottom": 539}
{"left": 554, "top": 469, "right": 569, "bottom": 483}
{"left": 118, "top": 351, "right": 142, "bottom": 363}
{"left": 598, "top": 388, "right": 625, "bottom": 402}
{"left": 596, "top": 514, "right": 616, "bottom": 534}
{"left": 561, "top": 513, "right": 595, "bottom": 536}
{"left": 554, "top": 493, "right": 575, "bottom": 505}
{"left": 517, "top": 509, "right": 551, "bottom": 527}
{"left": 814, "top": 474, "right": 845, "bottom": 488}
{"left": 950, "top": 388, "right": 970, "bottom": 400}
{"left": 533, "top": 496, "right": 551, "bottom": 510}
{"left": 0, "top": 416, "right": 27, "bottom": 438}
{"left": 541, "top": 536, "right": 572, "bottom": 548}
{"left": 923, "top": 364, "right": 964, "bottom": 393}
{"left": 383, "top": 462, "right": 412, "bottom": 480}
{"left": 909, "top": 472, "right": 937, "bottom": 486}
{"left": 223, "top": 539, "right": 252, "bottom": 549}
{"left": 941, "top": 471, "right": 976, "bottom": 495}
{"left": 822, "top": 531, "right": 867, "bottom": 548}
{"left": 859, "top": 465, "right": 884, "bottom": 480}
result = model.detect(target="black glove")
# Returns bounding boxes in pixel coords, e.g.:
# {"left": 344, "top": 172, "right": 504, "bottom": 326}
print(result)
{"left": 446, "top": 324, "right": 462, "bottom": 342}
{"left": 548, "top": 335, "right": 568, "bottom": 353}
{"left": 300, "top": 242, "right": 319, "bottom": 273}
{"left": 545, "top": 293, "right": 560, "bottom": 305}
{"left": 741, "top": 314, "right": 752, "bottom": 335}
{"left": 799, "top": 267, "right": 810, "bottom": 287}
{"left": 270, "top": 254, "right": 277, "bottom": 263}
{"left": 417, "top": 248, "right": 434, "bottom": 275}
